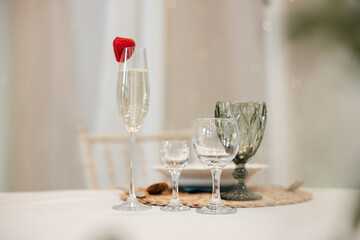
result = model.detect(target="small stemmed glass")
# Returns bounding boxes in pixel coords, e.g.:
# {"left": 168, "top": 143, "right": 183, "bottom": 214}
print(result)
{"left": 192, "top": 118, "right": 240, "bottom": 215}
{"left": 160, "top": 141, "right": 190, "bottom": 212}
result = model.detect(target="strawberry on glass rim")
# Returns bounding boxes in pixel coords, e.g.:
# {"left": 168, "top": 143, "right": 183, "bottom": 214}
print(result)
{"left": 113, "top": 37, "right": 136, "bottom": 62}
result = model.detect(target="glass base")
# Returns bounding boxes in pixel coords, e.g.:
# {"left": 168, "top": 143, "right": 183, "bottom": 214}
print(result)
{"left": 112, "top": 201, "right": 151, "bottom": 211}
{"left": 221, "top": 184, "right": 262, "bottom": 201}
{"left": 196, "top": 203, "right": 236, "bottom": 215}
{"left": 161, "top": 204, "right": 190, "bottom": 212}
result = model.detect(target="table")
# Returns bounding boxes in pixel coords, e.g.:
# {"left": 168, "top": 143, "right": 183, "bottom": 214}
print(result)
{"left": 0, "top": 188, "right": 359, "bottom": 240}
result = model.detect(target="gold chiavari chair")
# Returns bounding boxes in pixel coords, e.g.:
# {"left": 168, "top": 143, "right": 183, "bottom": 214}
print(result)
{"left": 77, "top": 126, "right": 192, "bottom": 189}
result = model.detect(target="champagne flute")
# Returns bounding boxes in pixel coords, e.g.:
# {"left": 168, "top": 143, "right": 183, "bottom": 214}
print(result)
{"left": 160, "top": 140, "right": 190, "bottom": 212}
{"left": 112, "top": 47, "right": 151, "bottom": 211}
{"left": 192, "top": 118, "right": 240, "bottom": 215}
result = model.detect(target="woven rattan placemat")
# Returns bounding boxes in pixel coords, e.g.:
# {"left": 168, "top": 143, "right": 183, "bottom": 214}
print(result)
{"left": 120, "top": 185, "right": 312, "bottom": 208}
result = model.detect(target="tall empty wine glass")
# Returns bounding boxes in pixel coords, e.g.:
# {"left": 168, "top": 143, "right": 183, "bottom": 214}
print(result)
{"left": 160, "top": 141, "right": 190, "bottom": 212}
{"left": 112, "top": 47, "right": 151, "bottom": 211}
{"left": 192, "top": 118, "right": 240, "bottom": 215}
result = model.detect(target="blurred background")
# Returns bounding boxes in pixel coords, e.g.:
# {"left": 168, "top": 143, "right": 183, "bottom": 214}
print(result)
{"left": 0, "top": 0, "right": 360, "bottom": 192}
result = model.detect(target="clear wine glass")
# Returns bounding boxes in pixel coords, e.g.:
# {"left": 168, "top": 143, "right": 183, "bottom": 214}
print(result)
{"left": 112, "top": 47, "right": 151, "bottom": 211}
{"left": 192, "top": 118, "right": 240, "bottom": 215}
{"left": 160, "top": 140, "right": 190, "bottom": 212}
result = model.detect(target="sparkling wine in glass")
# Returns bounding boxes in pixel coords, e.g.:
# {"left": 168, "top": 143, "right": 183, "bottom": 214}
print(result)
{"left": 112, "top": 47, "right": 151, "bottom": 211}
{"left": 160, "top": 141, "right": 190, "bottom": 212}
{"left": 192, "top": 118, "right": 240, "bottom": 215}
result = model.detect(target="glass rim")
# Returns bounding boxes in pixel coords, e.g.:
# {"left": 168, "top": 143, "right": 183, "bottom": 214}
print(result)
{"left": 195, "top": 118, "right": 238, "bottom": 122}
{"left": 161, "top": 140, "right": 188, "bottom": 144}
{"left": 123, "top": 46, "right": 146, "bottom": 50}
{"left": 216, "top": 101, "right": 266, "bottom": 105}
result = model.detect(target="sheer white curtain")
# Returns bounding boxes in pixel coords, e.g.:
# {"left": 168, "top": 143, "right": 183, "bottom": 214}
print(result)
{"left": 9, "top": 0, "right": 83, "bottom": 190}
{"left": 5, "top": 0, "right": 360, "bottom": 192}
{"left": 164, "top": 0, "right": 270, "bottom": 185}
{"left": 0, "top": 0, "right": 10, "bottom": 191}
{"left": 263, "top": 1, "right": 294, "bottom": 186}
{"left": 8, "top": 0, "right": 165, "bottom": 191}
{"left": 7, "top": 0, "right": 309, "bottom": 191}
{"left": 92, "top": 0, "right": 166, "bottom": 187}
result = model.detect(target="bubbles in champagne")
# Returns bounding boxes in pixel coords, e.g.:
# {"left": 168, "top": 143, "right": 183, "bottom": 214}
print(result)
{"left": 116, "top": 68, "right": 150, "bottom": 132}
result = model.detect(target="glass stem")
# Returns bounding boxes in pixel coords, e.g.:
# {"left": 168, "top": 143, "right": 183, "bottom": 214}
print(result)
{"left": 127, "top": 131, "right": 137, "bottom": 205}
{"left": 169, "top": 170, "right": 180, "bottom": 205}
{"left": 210, "top": 167, "right": 223, "bottom": 206}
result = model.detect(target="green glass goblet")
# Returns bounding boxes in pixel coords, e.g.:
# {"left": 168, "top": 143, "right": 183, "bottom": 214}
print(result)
{"left": 215, "top": 101, "right": 267, "bottom": 201}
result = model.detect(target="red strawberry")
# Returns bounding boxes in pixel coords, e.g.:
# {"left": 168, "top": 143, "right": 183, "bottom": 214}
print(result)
{"left": 113, "top": 37, "right": 136, "bottom": 62}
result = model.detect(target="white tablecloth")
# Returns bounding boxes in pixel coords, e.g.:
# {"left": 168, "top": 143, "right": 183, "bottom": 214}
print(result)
{"left": 0, "top": 188, "right": 359, "bottom": 240}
